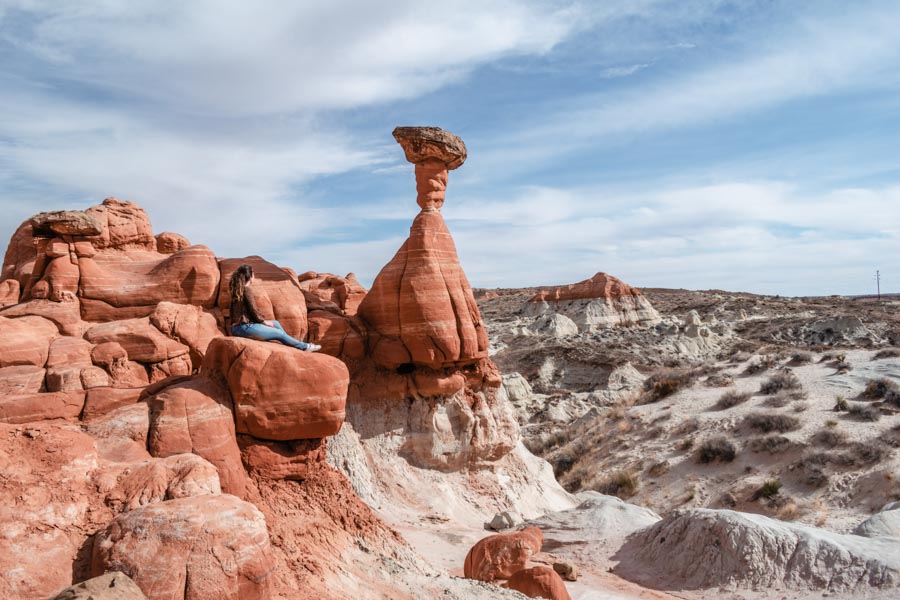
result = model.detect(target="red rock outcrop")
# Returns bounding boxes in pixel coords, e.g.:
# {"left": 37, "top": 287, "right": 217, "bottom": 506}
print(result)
{"left": 91, "top": 494, "right": 275, "bottom": 600}
{"left": 463, "top": 526, "right": 544, "bottom": 583}
{"left": 298, "top": 271, "right": 367, "bottom": 315}
{"left": 218, "top": 256, "right": 308, "bottom": 339}
{"left": 0, "top": 298, "right": 83, "bottom": 336}
{"left": 0, "top": 278, "right": 19, "bottom": 307}
{"left": 306, "top": 309, "right": 367, "bottom": 359}
{"left": 0, "top": 314, "right": 58, "bottom": 367}
{"left": 357, "top": 126, "right": 488, "bottom": 371}
{"left": 146, "top": 375, "right": 247, "bottom": 497}
{"left": 0, "top": 365, "right": 45, "bottom": 395}
{"left": 1, "top": 219, "right": 37, "bottom": 289}
{"left": 530, "top": 272, "right": 644, "bottom": 303}
{"left": 149, "top": 301, "right": 220, "bottom": 367}
{"left": 506, "top": 566, "right": 572, "bottom": 600}
{"left": 203, "top": 337, "right": 348, "bottom": 441}
{"left": 51, "top": 572, "right": 147, "bottom": 600}
{"left": 0, "top": 390, "right": 85, "bottom": 423}
{"left": 84, "top": 318, "right": 190, "bottom": 364}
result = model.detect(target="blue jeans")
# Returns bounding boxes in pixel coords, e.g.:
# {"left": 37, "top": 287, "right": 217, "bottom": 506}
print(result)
{"left": 230, "top": 320, "right": 310, "bottom": 350}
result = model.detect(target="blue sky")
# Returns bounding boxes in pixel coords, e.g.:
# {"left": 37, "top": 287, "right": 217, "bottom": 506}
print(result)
{"left": 1, "top": 1, "right": 898, "bottom": 295}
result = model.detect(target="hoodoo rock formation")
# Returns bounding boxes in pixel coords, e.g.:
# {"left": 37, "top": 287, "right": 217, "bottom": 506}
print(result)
{"left": 0, "top": 129, "right": 578, "bottom": 600}
{"left": 525, "top": 271, "right": 660, "bottom": 330}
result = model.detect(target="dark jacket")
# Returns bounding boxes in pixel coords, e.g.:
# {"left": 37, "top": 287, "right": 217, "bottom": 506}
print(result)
{"left": 230, "top": 286, "right": 267, "bottom": 326}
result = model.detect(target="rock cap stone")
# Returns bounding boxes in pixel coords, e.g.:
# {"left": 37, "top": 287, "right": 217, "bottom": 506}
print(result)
{"left": 30, "top": 210, "right": 102, "bottom": 237}
{"left": 393, "top": 126, "right": 467, "bottom": 170}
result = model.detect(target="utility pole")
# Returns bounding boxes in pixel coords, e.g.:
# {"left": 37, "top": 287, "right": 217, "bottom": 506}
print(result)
{"left": 876, "top": 270, "right": 881, "bottom": 301}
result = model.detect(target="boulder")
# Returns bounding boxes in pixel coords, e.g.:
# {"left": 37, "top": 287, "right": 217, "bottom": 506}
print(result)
{"left": 0, "top": 390, "right": 85, "bottom": 423}
{"left": 91, "top": 494, "right": 275, "bottom": 600}
{"left": 614, "top": 508, "right": 900, "bottom": 592}
{"left": 47, "top": 336, "right": 93, "bottom": 368}
{"left": 1, "top": 219, "right": 37, "bottom": 289}
{"left": 146, "top": 376, "right": 247, "bottom": 497}
{"left": 298, "top": 272, "right": 367, "bottom": 315}
{"left": 218, "top": 256, "right": 308, "bottom": 339}
{"left": 463, "top": 526, "right": 544, "bottom": 583}
{"left": 0, "top": 298, "right": 82, "bottom": 336}
{"left": 30, "top": 209, "right": 102, "bottom": 237}
{"left": 155, "top": 231, "right": 190, "bottom": 254}
{"left": 82, "top": 387, "right": 143, "bottom": 420}
{"left": 81, "top": 403, "right": 151, "bottom": 463}
{"left": 307, "top": 310, "right": 366, "bottom": 359}
{"left": 84, "top": 197, "right": 155, "bottom": 250}
{"left": 506, "top": 566, "right": 572, "bottom": 600}
{"left": 203, "top": 337, "right": 348, "bottom": 441}
{"left": 0, "top": 278, "right": 19, "bottom": 307}
{"left": 149, "top": 301, "right": 221, "bottom": 366}
{"left": 51, "top": 572, "right": 147, "bottom": 600}
{"left": 488, "top": 510, "right": 522, "bottom": 531}
{"left": 84, "top": 318, "right": 190, "bottom": 363}
{"left": 46, "top": 366, "right": 84, "bottom": 392}
{"left": 854, "top": 502, "right": 900, "bottom": 538}
{"left": 552, "top": 561, "right": 578, "bottom": 582}
{"left": 91, "top": 341, "right": 128, "bottom": 369}
{"left": 0, "top": 315, "right": 58, "bottom": 367}
{"left": 148, "top": 354, "right": 193, "bottom": 382}
{"left": 0, "top": 365, "right": 45, "bottom": 395}
{"left": 97, "top": 453, "right": 221, "bottom": 512}
{"left": 81, "top": 366, "right": 110, "bottom": 389}
{"left": 358, "top": 127, "right": 487, "bottom": 370}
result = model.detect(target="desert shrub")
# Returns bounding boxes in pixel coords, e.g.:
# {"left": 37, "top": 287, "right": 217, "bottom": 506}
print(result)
{"left": 885, "top": 389, "right": 900, "bottom": 408}
{"left": 743, "top": 412, "right": 801, "bottom": 433}
{"left": 793, "top": 401, "right": 809, "bottom": 413}
{"left": 819, "top": 353, "right": 835, "bottom": 363}
{"left": 594, "top": 469, "right": 639, "bottom": 499}
{"left": 748, "top": 435, "right": 795, "bottom": 454}
{"left": 754, "top": 480, "right": 782, "bottom": 500}
{"left": 674, "top": 418, "right": 700, "bottom": 435}
{"left": 744, "top": 355, "right": 779, "bottom": 375}
{"left": 847, "top": 402, "right": 880, "bottom": 422}
{"left": 552, "top": 454, "right": 575, "bottom": 478}
{"left": 825, "top": 419, "right": 838, "bottom": 427}
{"left": 835, "top": 442, "right": 886, "bottom": 467}
{"left": 696, "top": 436, "right": 737, "bottom": 463}
{"left": 880, "top": 424, "right": 900, "bottom": 448}
{"left": 729, "top": 351, "right": 752, "bottom": 364}
{"left": 811, "top": 428, "right": 847, "bottom": 448}
{"left": 704, "top": 373, "right": 734, "bottom": 388}
{"left": 760, "top": 370, "right": 802, "bottom": 395}
{"left": 647, "top": 460, "right": 670, "bottom": 477}
{"left": 677, "top": 437, "right": 695, "bottom": 452}
{"left": 714, "top": 390, "right": 752, "bottom": 411}
{"left": 764, "top": 389, "right": 808, "bottom": 408}
{"left": 833, "top": 396, "right": 849, "bottom": 411}
{"left": 640, "top": 368, "right": 701, "bottom": 403}
{"left": 794, "top": 454, "right": 830, "bottom": 488}
{"left": 873, "top": 348, "right": 900, "bottom": 360}
{"left": 862, "top": 377, "right": 898, "bottom": 399}
{"left": 789, "top": 351, "right": 814, "bottom": 365}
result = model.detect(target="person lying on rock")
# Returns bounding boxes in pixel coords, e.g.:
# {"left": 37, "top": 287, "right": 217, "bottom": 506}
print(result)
{"left": 228, "top": 264, "right": 321, "bottom": 351}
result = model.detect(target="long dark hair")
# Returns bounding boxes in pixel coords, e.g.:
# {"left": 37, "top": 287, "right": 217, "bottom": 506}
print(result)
{"left": 229, "top": 264, "right": 253, "bottom": 306}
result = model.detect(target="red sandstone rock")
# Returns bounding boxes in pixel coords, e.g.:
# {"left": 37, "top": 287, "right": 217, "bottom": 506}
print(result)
{"left": 463, "top": 526, "right": 544, "bottom": 583}
{"left": 147, "top": 375, "right": 247, "bottom": 497}
{"left": 82, "top": 386, "right": 143, "bottom": 420}
{"left": 307, "top": 310, "right": 366, "bottom": 359}
{"left": 81, "top": 403, "right": 151, "bottom": 462}
{"left": 148, "top": 354, "right": 193, "bottom": 382}
{"left": 81, "top": 366, "right": 110, "bottom": 389}
{"left": 506, "top": 566, "right": 572, "bottom": 600}
{"left": 30, "top": 209, "right": 103, "bottom": 237}
{"left": 84, "top": 198, "right": 155, "bottom": 250}
{"left": 155, "top": 231, "right": 190, "bottom": 254}
{"left": 238, "top": 435, "right": 326, "bottom": 480}
{"left": 0, "top": 298, "right": 83, "bottom": 336}
{"left": 91, "top": 494, "right": 275, "bottom": 600}
{"left": 358, "top": 127, "right": 486, "bottom": 370}
{"left": 111, "top": 361, "right": 151, "bottom": 388}
{"left": 51, "top": 572, "right": 147, "bottom": 600}
{"left": 91, "top": 341, "right": 128, "bottom": 368}
{"left": 0, "top": 315, "right": 58, "bottom": 367}
{"left": 46, "top": 366, "right": 84, "bottom": 392}
{"left": 1, "top": 219, "right": 37, "bottom": 289}
{"left": 298, "top": 272, "right": 367, "bottom": 315}
{"left": 203, "top": 337, "right": 348, "bottom": 441}
{"left": 98, "top": 453, "right": 222, "bottom": 512}
{"left": 0, "top": 278, "right": 19, "bottom": 307}
{"left": 218, "top": 256, "right": 308, "bottom": 339}
{"left": 0, "top": 365, "right": 45, "bottom": 395}
{"left": 78, "top": 245, "right": 220, "bottom": 320}
{"left": 529, "top": 272, "right": 644, "bottom": 303}
{"left": 47, "top": 336, "right": 93, "bottom": 368}
{"left": 84, "top": 317, "right": 190, "bottom": 363}
{"left": 0, "top": 390, "right": 84, "bottom": 423}
{"left": 150, "top": 301, "right": 221, "bottom": 367}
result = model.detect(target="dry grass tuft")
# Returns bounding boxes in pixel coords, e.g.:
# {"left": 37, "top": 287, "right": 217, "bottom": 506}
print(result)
{"left": 811, "top": 428, "right": 847, "bottom": 448}
{"left": 862, "top": 377, "right": 899, "bottom": 400}
{"left": 748, "top": 435, "right": 795, "bottom": 454}
{"left": 847, "top": 402, "right": 881, "bottom": 422}
{"left": 593, "top": 469, "right": 639, "bottom": 499}
{"left": 754, "top": 479, "right": 782, "bottom": 500}
{"left": 789, "top": 351, "right": 814, "bottom": 365}
{"left": 744, "top": 355, "right": 780, "bottom": 375}
{"left": 760, "top": 369, "right": 802, "bottom": 395}
{"left": 873, "top": 348, "right": 900, "bottom": 360}
{"left": 696, "top": 436, "right": 737, "bottom": 463}
{"left": 713, "top": 390, "right": 752, "bottom": 411}
{"left": 743, "top": 412, "right": 801, "bottom": 433}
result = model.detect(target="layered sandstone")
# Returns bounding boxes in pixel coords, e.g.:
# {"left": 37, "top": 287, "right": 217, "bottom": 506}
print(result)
{"left": 526, "top": 272, "right": 660, "bottom": 330}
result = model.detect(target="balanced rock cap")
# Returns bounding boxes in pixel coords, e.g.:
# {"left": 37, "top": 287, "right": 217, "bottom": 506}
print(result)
{"left": 392, "top": 126, "right": 467, "bottom": 170}
{"left": 30, "top": 210, "right": 103, "bottom": 238}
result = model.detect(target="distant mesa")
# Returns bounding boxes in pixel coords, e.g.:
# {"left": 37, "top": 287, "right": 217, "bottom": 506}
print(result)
{"left": 525, "top": 272, "right": 660, "bottom": 331}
